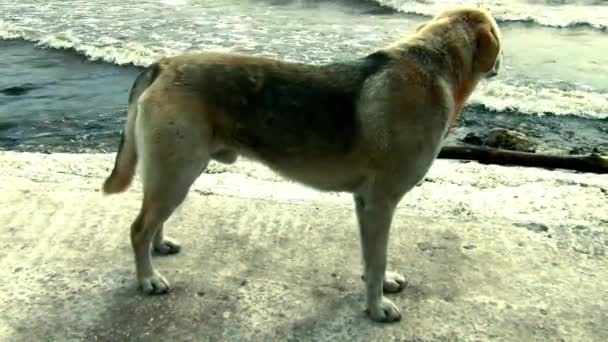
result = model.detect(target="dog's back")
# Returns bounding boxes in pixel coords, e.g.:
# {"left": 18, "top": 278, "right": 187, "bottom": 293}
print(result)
{"left": 171, "top": 52, "right": 392, "bottom": 163}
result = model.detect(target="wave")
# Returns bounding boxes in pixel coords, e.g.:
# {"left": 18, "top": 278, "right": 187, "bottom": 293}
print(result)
{"left": 0, "top": 22, "right": 163, "bottom": 66}
{"left": 1, "top": 21, "right": 606, "bottom": 120}
{"left": 371, "top": 0, "right": 608, "bottom": 31}
{"left": 470, "top": 80, "right": 608, "bottom": 119}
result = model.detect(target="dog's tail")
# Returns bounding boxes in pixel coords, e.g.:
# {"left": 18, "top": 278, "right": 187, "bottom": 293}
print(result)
{"left": 102, "top": 62, "right": 161, "bottom": 194}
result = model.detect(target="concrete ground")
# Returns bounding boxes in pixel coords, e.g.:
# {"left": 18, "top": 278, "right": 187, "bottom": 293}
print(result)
{"left": 0, "top": 151, "right": 607, "bottom": 341}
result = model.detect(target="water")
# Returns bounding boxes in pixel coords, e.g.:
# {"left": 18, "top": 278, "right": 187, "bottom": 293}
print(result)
{"left": 0, "top": 0, "right": 607, "bottom": 152}
{"left": 375, "top": 0, "right": 608, "bottom": 30}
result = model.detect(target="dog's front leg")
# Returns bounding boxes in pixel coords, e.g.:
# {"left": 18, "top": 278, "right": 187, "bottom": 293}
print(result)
{"left": 354, "top": 193, "right": 402, "bottom": 322}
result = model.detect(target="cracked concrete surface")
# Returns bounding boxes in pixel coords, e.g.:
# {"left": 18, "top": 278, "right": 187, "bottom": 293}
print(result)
{"left": 0, "top": 151, "right": 607, "bottom": 341}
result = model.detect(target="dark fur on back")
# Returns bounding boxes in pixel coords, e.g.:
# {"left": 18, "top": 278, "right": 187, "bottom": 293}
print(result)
{"left": 178, "top": 52, "right": 392, "bottom": 162}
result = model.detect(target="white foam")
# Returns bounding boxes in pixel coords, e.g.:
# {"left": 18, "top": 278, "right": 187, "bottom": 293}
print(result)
{"left": 373, "top": 0, "right": 608, "bottom": 31}
{"left": 472, "top": 79, "right": 608, "bottom": 119}
{"left": 158, "top": 0, "right": 188, "bottom": 5}
{"left": 0, "top": 21, "right": 34, "bottom": 40}
{"left": 0, "top": 22, "right": 169, "bottom": 66}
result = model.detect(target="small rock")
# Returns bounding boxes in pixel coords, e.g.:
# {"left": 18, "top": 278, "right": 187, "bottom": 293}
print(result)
{"left": 483, "top": 128, "right": 537, "bottom": 152}
{"left": 539, "top": 308, "right": 548, "bottom": 315}
{"left": 568, "top": 147, "right": 591, "bottom": 155}
{"left": 240, "top": 279, "right": 248, "bottom": 287}
{"left": 196, "top": 291, "right": 205, "bottom": 297}
{"left": 462, "top": 244, "right": 476, "bottom": 250}
{"left": 462, "top": 132, "right": 484, "bottom": 146}
{"left": 514, "top": 222, "right": 549, "bottom": 233}
{"left": 417, "top": 241, "right": 447, "bottom": 252}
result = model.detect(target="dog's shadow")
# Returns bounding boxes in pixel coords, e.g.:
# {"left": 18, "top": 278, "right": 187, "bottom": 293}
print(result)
{"left": 81, "top": 205, "right": 469, "bottom": 340}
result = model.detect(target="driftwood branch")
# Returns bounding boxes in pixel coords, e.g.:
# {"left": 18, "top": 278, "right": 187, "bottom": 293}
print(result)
{"left": 438, "top": 145, "right": 608, "bottom": 174}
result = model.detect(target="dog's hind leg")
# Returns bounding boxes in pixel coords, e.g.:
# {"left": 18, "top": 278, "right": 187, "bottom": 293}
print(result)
{"left": 153, "top": 226, "right": 181, "bottom": 255}
{"left": 131, "top": 103, "right": 211, "bottom": 294}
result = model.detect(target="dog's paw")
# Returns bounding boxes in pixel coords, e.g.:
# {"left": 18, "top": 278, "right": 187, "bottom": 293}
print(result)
{"left": 361, "top": 271, "right": 407, "bottom": 293}
{"left": 383, "top": 271, "right": 406, "bottom": 293}
{"left": 367, "top": 297, "right": 402, "bottom": 323}
{"left": 153, "top": 238, "right": 181, "bottom": 255}
{"left": 139, "top": 272, "right": 170, "bottom": 295}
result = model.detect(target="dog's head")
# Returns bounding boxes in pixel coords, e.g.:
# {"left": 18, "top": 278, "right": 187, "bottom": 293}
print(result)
{"left": 417, "top": 6, "right": 503, "bottom": 80}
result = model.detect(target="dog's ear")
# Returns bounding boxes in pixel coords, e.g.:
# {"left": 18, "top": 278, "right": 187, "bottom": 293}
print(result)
{"left": 475, "top": 23, "right": 500, "bottom": 73}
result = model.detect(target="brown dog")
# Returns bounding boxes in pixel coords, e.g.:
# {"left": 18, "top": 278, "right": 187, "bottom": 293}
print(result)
{"left": 102, "top": 6, "right": 502, "bottom": 322}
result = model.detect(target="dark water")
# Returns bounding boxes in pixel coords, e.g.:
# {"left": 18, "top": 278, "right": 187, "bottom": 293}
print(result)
{"left": 0, "top": 40, "right": 141, "bottom": 152}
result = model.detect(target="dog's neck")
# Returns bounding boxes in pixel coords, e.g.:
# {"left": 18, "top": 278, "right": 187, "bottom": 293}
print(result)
{"left": 405, "top": 35, "right": 479, "bottom": 129}
{"left": 437, "top": 38, "right": 479, "bottom": 129}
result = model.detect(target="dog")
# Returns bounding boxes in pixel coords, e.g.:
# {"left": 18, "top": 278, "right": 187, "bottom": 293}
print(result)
{"left": 102, "top": 6, "right": 502, "bottom": 322}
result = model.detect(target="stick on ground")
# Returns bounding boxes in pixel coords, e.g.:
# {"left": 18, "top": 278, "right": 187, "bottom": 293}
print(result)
{"left": 438, "top": 145, "right": 608, "bottom": 174}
